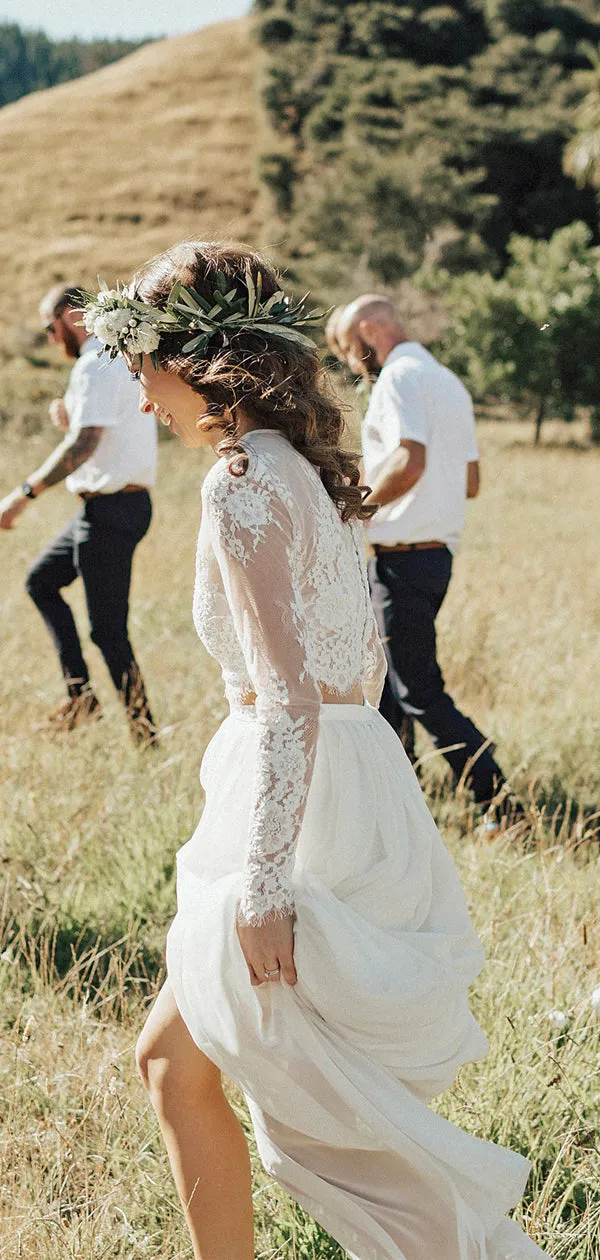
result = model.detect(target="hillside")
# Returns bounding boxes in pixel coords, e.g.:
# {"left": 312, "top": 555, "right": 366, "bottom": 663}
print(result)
{"left": 0, "top": 17, "right": 261, "bottom": 426}
{"left": 255, "top": 0, "right": 600, "bottom": 297}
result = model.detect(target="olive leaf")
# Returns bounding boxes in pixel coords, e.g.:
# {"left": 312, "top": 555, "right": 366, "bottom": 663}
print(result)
{"left": 82, "top": 264, "right": 326, "bottom": 363}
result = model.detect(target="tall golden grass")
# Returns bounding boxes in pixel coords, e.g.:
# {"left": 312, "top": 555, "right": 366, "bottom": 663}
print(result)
{"left": 1, "top": 417, "right": 599, "bottom": 1258}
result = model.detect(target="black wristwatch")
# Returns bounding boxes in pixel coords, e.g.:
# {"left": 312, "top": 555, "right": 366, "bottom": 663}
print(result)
{"left": 22, "top": 481, "right": 37, "bottom": 499}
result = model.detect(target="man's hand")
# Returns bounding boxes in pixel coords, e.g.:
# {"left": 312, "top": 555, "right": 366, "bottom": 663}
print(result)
{"left": 237, "top": 913, "right": 297, "bottom": 988}
{"left": 0, "top": 489, "right": 29, "bottom": 530}
{"left": 1, "top": 426, "right": 103, "bottom": 530}
{"left": 467, "top": 460, "right": 480, "bottom": 499}
{"left": 49, "top": 398, "right": 69, "bottom": 431}
{"left": 364, "top": 439, "right": 426, "bottom": 509}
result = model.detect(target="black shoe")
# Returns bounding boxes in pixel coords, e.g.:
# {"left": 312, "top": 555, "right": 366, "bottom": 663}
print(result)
{"left": 128, "top": 710, "right": 160, "bottom": 750}
{"left": 36, "top": 690, "right": 103, "bottom": 733}
{"left": 481, "top": 793, "right": 527, "bottom": 839}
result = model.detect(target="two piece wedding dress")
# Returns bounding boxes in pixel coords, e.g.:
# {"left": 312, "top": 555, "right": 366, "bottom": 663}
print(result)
{"left": 166, "top": 429, "right": 550, "bottom": 1260}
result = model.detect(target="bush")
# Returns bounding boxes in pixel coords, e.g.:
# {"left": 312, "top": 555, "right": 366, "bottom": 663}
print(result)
{"left": 308, "top": 84, "right": 349, "bottom": 143}
{"left": 257, "top": 151, "right": 297, "bottom": 214}
{"left": 257, "top": 14, "right": 297, "bottom": 47}
{"left": 419, "top": 6, "right": 485, "bottom": 65}
{"left": 253, "top": 0, "right": 600, "bottom": 291}
{"left": 497, "top": 0, "right": 547, "bottom": 36}
{"left": 431, "top": 221, "right": 600, "bottom": 442}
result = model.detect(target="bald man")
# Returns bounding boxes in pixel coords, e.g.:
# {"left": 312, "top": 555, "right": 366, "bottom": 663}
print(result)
{"left": 338, "top": 297, "right": 513, "bottom": 822}
{"left": 325, "top": 306, "right": 347, "bottom": 362}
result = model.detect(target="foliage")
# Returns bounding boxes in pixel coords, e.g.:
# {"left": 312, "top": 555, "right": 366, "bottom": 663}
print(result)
{"left": 83, "top": 269, "right": 324, "bottom": 364}
{"left": 253, "top": 0, "right": 600, "bottom": 295}
{"left": 258, "top": 150, "right": 298, "bottom": 213}
{"left": 0, "top": 22, "right": 147, "bottom": 107}
{"left": 429, "top": 221, "right": 600, "bottom": 442}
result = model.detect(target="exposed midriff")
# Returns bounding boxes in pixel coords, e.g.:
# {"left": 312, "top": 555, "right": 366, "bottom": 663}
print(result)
{"left": 241, "top": 683, "right": 364, "bottom": 707}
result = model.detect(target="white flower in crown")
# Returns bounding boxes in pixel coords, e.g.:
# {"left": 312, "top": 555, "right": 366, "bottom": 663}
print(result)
{"left": 97, "top": 287, "right": 120, "bottom": 307}
{"left": 126, "top": 322, "right": 161, "bottom": 355}
{"left": 93, "top": 308, "right": 132, "bottom": 346}
{"left": 81, "top": 266, "right": 327, "bottom": 366}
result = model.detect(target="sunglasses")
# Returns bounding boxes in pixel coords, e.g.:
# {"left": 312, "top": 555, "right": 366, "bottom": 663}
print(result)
{"left": 44, "top": 309, "right": 66, "bottom": 334}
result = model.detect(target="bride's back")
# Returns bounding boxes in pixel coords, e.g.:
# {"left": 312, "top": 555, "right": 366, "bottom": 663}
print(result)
{"left": 194, "top": 428, "right": 385, "bottom": 710}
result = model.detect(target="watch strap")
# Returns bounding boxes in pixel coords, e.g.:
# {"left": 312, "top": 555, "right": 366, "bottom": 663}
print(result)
{"left": 22, "top": 481, "right": 37, "bottom": 499}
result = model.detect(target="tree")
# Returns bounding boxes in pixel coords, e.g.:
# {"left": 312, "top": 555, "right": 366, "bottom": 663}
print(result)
{"left": 0, "top": 23, "right": 147, "bottom": 107}
{"left": 254, "top": 0, "right": 600, "bottom": 292}
{"left": 429, "top": 222, "right": 600, "bottom": 443}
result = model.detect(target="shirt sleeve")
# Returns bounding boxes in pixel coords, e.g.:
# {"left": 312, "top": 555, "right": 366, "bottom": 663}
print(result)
{"left": 204, "top": 459, "right": 322, "bottom": 927}
{"left": 382, "top": 364, "right": 428, "bottom": 446}
{"left": 465, "top": 395, "right": 479, "bottom": 462}
{"left": 67, "top": 355, "right": 120, "bottom": 430}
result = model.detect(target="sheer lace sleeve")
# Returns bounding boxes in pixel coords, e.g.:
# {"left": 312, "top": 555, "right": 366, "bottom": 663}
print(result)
{"left": 204, "top": 457, "right": 322, "bottom": 926}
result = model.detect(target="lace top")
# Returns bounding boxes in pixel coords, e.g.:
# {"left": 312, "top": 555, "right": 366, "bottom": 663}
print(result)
{"left": 193, "top": 430, "right": 387, "bottom": 926}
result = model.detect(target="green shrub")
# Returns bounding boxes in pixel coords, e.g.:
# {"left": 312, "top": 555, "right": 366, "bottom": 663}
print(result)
{"left": 429, "top": 221, "right": 600, "bottom": 442}
{"left": 253, "top": 0, "right": 600, "bottom": 291}
{"left": 257, "top": 14, "right": 297, "bottom": 47}
{"left": 257, "top": 151, "right": 298, "bottom": 214}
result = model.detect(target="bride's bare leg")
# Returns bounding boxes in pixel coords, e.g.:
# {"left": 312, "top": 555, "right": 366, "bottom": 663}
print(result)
{"left": 136, "top": 981, "right": 254, "bottom": 1260}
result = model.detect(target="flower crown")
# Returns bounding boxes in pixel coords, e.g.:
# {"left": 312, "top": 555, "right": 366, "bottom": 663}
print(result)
{"left": 81, "top": 268, "right": 325, "bottom": 365}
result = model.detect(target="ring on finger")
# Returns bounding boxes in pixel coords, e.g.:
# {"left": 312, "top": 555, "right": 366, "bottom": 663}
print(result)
{"left": 264, "top": 966, "right": 280, "bottom": 979}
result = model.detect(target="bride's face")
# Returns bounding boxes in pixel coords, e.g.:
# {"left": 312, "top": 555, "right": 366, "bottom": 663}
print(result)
{"left": 131, "top": 355, "right": 220, "bottom": 449}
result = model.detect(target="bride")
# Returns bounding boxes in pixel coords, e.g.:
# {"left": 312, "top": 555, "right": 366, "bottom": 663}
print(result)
{"left": 84, "top": 241, "right": 550, "bottom": 1260}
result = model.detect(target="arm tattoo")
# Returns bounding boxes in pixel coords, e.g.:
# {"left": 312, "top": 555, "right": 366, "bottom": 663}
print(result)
{"left": 28, "top": 427, "right": 103, "bottom": 491}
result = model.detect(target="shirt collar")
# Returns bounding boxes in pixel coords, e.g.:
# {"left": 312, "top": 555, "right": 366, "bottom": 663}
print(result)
{"left": 381, "top": 340, "right": 421, "bottom": 370}
{"left": 78, "top": 335, "right": 99, "bottom": 356}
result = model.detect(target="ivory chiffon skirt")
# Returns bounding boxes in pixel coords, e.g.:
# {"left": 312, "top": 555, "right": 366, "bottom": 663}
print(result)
{"left": 166, "top": 704, "right": 550, "bottom": 1260}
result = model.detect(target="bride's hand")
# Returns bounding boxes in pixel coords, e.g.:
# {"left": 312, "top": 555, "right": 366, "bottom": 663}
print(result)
{"left": 236, "top": 913, "right": 297, "bottom": 987}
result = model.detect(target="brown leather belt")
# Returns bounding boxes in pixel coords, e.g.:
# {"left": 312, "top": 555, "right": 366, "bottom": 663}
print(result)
{"left": 374, "top": 540, "right": 446, "bottom": 553}
{"left": 79, "top": 484, "right": 148, "bottom": 500}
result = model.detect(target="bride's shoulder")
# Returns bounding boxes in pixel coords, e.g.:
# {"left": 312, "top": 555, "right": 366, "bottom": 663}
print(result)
{"left": 201, "top": 444, "right": 298, "bottom": 547}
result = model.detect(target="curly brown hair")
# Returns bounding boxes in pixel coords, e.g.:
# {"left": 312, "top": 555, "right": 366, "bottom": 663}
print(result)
{"left": 129, "top": 240, "right": 374, "bottom": 522}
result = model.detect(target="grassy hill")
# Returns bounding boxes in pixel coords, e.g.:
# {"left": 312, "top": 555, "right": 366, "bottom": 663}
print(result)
{"left": 0, "top": 18, "right": 262, "bottom": 429}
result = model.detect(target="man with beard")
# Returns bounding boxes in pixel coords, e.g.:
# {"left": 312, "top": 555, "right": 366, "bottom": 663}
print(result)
{"left": 0, "top": 283, "right": 158, "bottom": 746}
{"left": 337, "top": 296, "right": 517, "bottom": 828}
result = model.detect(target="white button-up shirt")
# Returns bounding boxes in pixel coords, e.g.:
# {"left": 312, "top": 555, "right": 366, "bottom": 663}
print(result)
{"left": 362, "top": 342, "right": 478, "bottom": 554}
{"left": 65, "top": 338, "right": 157, "bottom": 495}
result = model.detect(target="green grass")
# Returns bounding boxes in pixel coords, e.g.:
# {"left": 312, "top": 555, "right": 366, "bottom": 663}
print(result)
{"left": 1, "top": 419, "right": 599, "bottom": 1258}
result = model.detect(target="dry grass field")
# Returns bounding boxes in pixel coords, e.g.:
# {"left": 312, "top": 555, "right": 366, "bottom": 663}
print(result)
{"left": 0, "top": 416, "right": 599, "bottom": 1259}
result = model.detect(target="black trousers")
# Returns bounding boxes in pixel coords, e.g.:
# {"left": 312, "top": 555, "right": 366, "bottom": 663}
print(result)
{"left": 368, "top": 547, "right": 505, "bottom": 806}
{"left": 26, "top": 490, "right": 154, "bottom": 724}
